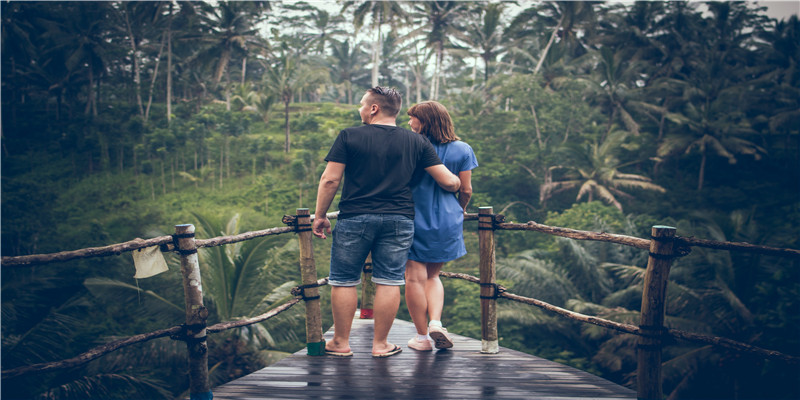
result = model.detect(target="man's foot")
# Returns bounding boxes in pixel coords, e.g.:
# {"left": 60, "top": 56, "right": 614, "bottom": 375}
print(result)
{"left": 325, "top": 342, "right": 353, "bottom": 357}
{"left": 372, "top": 344, "right": 403, "bottom": 358}
{"left": 325, "top": 349, "right": 353, "bottom": 357}
{"left": 428, "top": 326, "right": 453, "bottom": 349}
{"left": 407, "top": 336, "right": 433, "bottom": 351}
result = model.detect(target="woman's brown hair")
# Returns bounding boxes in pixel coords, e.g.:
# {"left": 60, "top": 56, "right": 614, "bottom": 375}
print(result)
{"left": 407, "top": 101, "right": 460, "bottom": 144}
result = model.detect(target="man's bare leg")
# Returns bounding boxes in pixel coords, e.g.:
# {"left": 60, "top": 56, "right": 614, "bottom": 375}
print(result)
{"left": 372, "top": 283, "right": 401, "bottom": 354}
{"left": 405, "top": 260, "right": 430, "bottom": 335}
{"left": 327, "top": 285, "right": 357, "bottom": 353}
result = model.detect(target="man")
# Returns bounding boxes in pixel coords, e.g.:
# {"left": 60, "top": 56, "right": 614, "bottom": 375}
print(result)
{"left": 312, "top": 86, "right": 460, "bottom": 358}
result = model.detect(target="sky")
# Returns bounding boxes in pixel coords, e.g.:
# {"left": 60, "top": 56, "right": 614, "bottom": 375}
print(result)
{"left": 758, "top": 0, "right": 800, "bottom": 20}
{"left": 294, "top": 0, "right": 799, "bottom": 21}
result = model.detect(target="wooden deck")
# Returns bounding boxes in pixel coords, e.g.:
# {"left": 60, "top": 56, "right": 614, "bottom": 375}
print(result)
{"left": 212, "top": 315, "right": 636, "bottom": 399}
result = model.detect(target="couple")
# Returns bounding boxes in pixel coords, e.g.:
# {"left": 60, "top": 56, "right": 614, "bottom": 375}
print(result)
{"left": 312, "top": 86, "right": 478, "bottom": 358}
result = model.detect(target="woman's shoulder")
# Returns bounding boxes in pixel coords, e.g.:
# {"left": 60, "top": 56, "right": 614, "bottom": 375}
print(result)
{"left": 448, "top": 140, "right": 475, "bottom": 153}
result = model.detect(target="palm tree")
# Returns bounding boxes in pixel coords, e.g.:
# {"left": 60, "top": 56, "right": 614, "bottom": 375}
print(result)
{"left": 328, "top": 38, "right": 371, "bottom": 104}
{"left": 261, "top": 48, "right": 329, "bottom": 153}
{"left": 411, "top": 1, "right": 468, "bottom": 100}
{"left": 343, "top": 1, "right": 409, "bottom": 87}
{"left": 115, "top": 2, "right": 167, "bottom": 119}
{"left": 654, "top": 2, "right": 768, "bottom": 191}
{"left": 541, "top": 130, "right": 666, "bottom": 211}
{"left": 191, "top": 213, "right": 302, "bottom": 349}
{"left": 507, "top": 1, "right": 598, "bottom": 77}
{"left": 280, "top": 3, "right": 347, "bottom": 56}
{"left": 573, "top": 46, "right": 656, "bottom": 137}
{"left": 464, "top": 3, "right": 507, "bottom": 84}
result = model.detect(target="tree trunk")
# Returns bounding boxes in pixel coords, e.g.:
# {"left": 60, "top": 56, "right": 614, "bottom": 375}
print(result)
{"left": 697, "top": 150, "right": 706, "bottom": 191}
{"left": 161, "top": 158, "right": 167, "bottom": 195}
{"left": 241, "top": 57, "right": 247, "bottom": 86}
{"left": 534, "top": 18, "right": 562, "bottom": 76}
{"left": 371, "top": 15, "right": 382, "bottom": 87}
{"left": 431, "top": 43, "right": 443, "bottom": 100}
{"left": 167, "top": 4, "right": 173, "bottom": 125}
{"left": 85, "top": 67, "right": 95, "bottom": 116}
{"left": 284, "top": 100, "right": 290, "bottom": 153}
{"left": 123, "top": 8, "right": 144, "bottom": 118}
{"left": 146, "top": 32, "right": 166, "bottom": 123}
{"left": 530, "top": 105, "right": 543, "bottom": 149}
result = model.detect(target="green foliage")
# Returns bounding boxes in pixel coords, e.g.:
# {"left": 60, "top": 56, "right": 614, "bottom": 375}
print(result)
{"left": 2, "top": 2, "right": 799, "bottom": 399}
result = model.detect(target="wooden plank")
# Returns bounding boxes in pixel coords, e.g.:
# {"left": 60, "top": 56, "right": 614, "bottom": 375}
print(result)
{"left": 212, "top": 315, "right": 635, "bottom": 399}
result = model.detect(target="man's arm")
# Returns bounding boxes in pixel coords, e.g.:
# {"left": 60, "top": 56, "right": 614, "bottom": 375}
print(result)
{"left": 424, "top": 164, "right": 461, "bottom": 192}
{"left": 313, "top": 161, "right": 345, "bottom": 239}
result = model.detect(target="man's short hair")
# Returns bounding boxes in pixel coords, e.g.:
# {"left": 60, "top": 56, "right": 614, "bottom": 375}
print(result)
{"left": 366, "top": 86, "right": 402, "bottom": 118}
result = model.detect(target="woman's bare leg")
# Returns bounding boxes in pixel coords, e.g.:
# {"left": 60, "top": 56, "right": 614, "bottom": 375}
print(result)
{"left": 425, "top": 262, "right": 445, "bottom": 323}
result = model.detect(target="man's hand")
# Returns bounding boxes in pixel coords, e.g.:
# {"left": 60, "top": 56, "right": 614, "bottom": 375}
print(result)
{"left": 313, "top": 216, "right": 331, "bottom": 239}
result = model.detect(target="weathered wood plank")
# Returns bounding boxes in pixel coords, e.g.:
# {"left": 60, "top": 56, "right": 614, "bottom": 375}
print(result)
{"left": 212, "top": 315, "right": 635, "bottom": 399}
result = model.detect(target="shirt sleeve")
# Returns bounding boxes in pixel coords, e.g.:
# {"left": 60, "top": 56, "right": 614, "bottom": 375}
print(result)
{"left": 419, "top": 139, "right": 442, "bottom": 168}
{"left": 459, "top": 143, "right": 479, "bottom": 172}
{"left": 325, "top": 130, "right": 348, "bottom": 164}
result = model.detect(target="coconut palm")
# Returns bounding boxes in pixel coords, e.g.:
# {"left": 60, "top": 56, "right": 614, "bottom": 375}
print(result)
{"left": 541, "top": 130, "right": 666, "bottom": 211}
{"left": 463, "top": 3, "right": 507, "bottom": 84}
{"left": 573, "top": 46, "right": 652, "bottom": 137}
{"left": 195, "top": 1, "right": 269, "bottom": 88}
{"left": 410, "top": 1, "right": 469, "bottom": 100}
{"left": 507, "top": 1, "right": 598, "bottom": 77}
{"left": 191, "top": 213, "right": 303, "bottom": 351}
{"left": 261, "top": 47, "right": 329, "bottom": 153}
{"left": 654, "top": 2, "right": 768, "bottom": 191}
{"left": 342, "top": 1, "right": 409, "bottom": 87}
{"left": 328, "top": 38, "right": 371, "bottom": 104}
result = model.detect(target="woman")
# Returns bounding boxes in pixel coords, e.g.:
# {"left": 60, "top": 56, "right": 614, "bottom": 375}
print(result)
{"left": 405, "top": 101, "right": 478, "bottom": 351}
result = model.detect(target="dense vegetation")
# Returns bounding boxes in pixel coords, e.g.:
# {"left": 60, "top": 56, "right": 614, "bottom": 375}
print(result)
{"left": 2, "top": 1, "right": 798, "bottom": 399}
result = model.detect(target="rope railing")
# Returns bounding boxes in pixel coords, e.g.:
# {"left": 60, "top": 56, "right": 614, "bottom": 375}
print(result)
{"left": 0, "top": 212, "right": 341, "bottom": 267}
{"left": 1, "top": 287, "right": 306, "bottom": 379}
{"left": 439, "top": 271, "right": 799, "bottom": 363}
{"left": 2, "top": 207, "right": 798, "bottom": 400}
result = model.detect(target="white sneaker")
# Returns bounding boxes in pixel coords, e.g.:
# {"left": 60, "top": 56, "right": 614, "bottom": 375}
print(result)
{"left": 408, "top": 336, "right": 433, "bottom": 351}
{"left": 428, "top": 326, "right": 453, "bottom": 349}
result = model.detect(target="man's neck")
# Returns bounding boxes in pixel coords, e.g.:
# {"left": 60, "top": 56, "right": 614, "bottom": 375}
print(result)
{"left": 368, "top": 115, "right": 397, "bottom": 126}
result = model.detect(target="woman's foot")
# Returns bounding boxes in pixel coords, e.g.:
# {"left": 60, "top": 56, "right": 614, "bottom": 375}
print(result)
{"left": 428, "top": 326, "right": 453, "bottom": 349}
{"left": 407, "top": 336, "right": 433, "bottom": 351}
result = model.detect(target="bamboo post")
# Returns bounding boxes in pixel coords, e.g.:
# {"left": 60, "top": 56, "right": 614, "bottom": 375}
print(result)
{"left": 174, "top": 224, "right": 211, "bottom": 400}
{"left": 296, "top": 209, "right": 324, "bottom": 355}
{"left": 359, "top": 253, "right": 375, "bottom": 319}
{"left": 479, "top": 207, "right": 499, "bottom": 354}
{"left": 637, "top": 225, "right": 677, "bottom": 400}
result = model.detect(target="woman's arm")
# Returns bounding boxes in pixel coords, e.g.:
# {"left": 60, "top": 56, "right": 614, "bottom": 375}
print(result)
{"left": 457, "top": 170, "right": 473, "bottom": 211}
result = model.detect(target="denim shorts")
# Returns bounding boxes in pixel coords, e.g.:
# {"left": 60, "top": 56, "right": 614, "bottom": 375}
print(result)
{"left": 329, "top": 214, "right": 414, "bottom": 287}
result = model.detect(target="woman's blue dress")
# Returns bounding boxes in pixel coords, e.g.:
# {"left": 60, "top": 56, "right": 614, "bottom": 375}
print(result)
{"left": 408, "top": 140, "right": 478, "bottom": 263}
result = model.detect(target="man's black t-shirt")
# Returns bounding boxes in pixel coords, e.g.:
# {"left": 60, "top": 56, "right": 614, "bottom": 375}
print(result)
{"left": 325, "top": 124, "right": 442, "bottom": 218}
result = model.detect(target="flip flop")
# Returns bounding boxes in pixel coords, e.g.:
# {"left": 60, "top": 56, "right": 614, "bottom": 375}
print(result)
{"left": 372, "top": 344, "right": 402, "bottom": 358}
{"left": 325, "top": 349, "right": 353, "bottom": 357}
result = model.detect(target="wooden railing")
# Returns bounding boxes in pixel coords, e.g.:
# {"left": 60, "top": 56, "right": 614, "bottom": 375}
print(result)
{"left": 2, "top": 207, "right": 799, "bottom": 400}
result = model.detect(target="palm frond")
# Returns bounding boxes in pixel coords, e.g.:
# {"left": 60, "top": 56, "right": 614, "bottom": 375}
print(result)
{"left": 34, "top": 373, "right": 172, "bottom": 400}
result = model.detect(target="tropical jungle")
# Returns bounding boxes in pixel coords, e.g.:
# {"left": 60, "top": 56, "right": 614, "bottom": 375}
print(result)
{"left": 2, "top": 1, "right": 798, "bottom": 399}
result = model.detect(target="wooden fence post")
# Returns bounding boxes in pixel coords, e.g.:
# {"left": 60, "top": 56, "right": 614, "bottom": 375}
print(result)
{"left": 174, "top": 224, "right": 211, "bottom": 400}
{"left": 637, "top": 225, "right": 676, "bottom": 400}
{"left": 296, "top": 209, "right": 324, "bottom": 355}
{"left": 359, "top": 253, "right": 375, "bottom": 319}
{"left": 479, "top": 207, "right": 499, "bottom": 354}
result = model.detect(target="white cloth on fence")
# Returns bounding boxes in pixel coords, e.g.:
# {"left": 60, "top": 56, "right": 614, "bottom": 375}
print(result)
{"left": 132, "top": 245, "right": 168, "bottom": 278}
